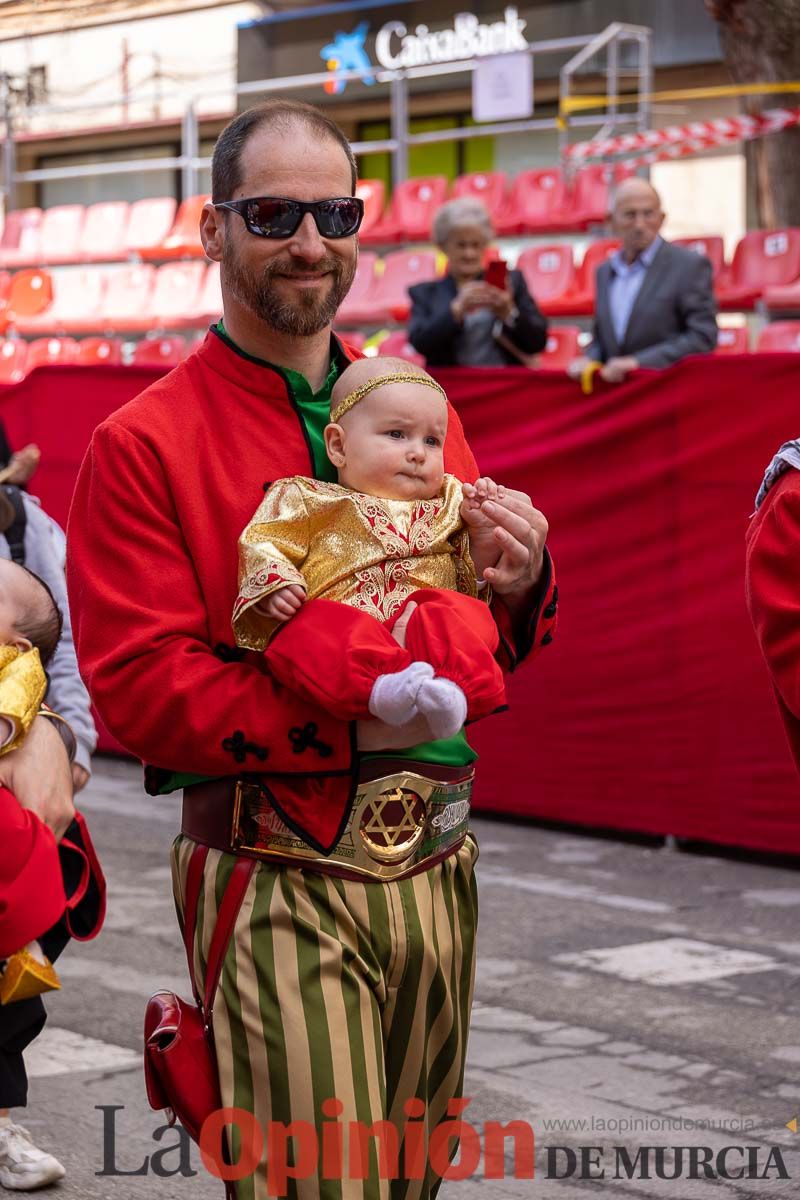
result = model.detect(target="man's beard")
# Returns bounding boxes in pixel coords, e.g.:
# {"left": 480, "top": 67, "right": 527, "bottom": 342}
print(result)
{"left": 223, "top": 243, "right": 357, "bottom": 336}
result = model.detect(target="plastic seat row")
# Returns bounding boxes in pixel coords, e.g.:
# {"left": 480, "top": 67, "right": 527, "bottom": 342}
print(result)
{"left": 9, "top": 228, "right": 800, "bottom": 338}
{"left": 357, "top": 164, "right": 636, "bottom": 244}
{"left": 1, "top": 165, "right": 605, "bottom": 271}
{"left": 0, "top": 196, "right": 210, "bottom": 269}
{"left": 4, "top": 261, "right": 221, "bottom": 334}
{"left": 0, "top": 334, "right": 198, "bottom": 383}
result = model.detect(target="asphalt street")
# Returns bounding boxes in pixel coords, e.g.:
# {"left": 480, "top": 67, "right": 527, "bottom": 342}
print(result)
{"left": 17, "top": 755, "right": 800, "bottom": 1199}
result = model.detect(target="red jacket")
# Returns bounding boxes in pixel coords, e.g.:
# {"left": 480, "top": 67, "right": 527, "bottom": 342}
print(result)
{"left": 746, "top": 467, "right": 800, "bottom": 774}
{"left": 67, "top": 331, "right": 557, "bottom": 851}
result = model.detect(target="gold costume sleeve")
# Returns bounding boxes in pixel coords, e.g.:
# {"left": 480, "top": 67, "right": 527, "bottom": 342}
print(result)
{"left": 233, "top": 479, "right": 311, "bottom": 651}
{"left": 0, "top": 646, "right": 48, "bottom": 755}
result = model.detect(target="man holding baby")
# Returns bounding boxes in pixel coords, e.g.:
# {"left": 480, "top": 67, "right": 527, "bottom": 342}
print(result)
{"left": 68, "top": 99, "right": 557, "bottom": 1199}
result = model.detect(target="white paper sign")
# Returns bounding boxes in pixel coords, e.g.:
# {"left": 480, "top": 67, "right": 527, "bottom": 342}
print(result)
{"left": 472, "top": 51, "right": 533, "bottom": 123}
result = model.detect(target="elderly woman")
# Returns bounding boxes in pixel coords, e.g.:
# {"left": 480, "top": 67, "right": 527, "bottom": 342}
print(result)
{"left": 408, "top": 196, "right": 547, "bottom": 367}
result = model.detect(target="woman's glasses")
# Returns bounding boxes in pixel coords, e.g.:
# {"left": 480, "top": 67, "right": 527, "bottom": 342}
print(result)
{"left": 213, "top": 195, "right": 364, "bottom": 240}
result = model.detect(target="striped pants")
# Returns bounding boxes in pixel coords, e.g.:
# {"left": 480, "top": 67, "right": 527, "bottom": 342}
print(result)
{"left": 171, "top": 835, "right": 479, "bottom": 1200}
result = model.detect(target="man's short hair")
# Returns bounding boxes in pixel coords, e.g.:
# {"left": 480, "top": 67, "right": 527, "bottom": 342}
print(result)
{"left": 211, "top": 99, "right": 358, "bottom": 203}
{"left": 15, "top": 567, "right": 63, "bottom": 667}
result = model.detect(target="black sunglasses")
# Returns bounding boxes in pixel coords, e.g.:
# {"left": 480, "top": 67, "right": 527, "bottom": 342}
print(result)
{"left": 213, "top": 195, "right": 364, "bottom": 239}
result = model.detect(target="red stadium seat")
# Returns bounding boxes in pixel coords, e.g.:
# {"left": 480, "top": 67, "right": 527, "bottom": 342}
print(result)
{"left": 756, "top": 321, "right": 800, "bottom": 352}
{"left": 495, "top": 169, "right": 566, "bottom": 236}
{"left": 141, "top": 195, "right": 208, "bottom": 260}
{"left": 355, "top": 180, "right": 387, "bottom": 245}
{"left": 131, "top": 335, "right": 188, "bottom": 366}
{"left": 376, "top": 331, "right": 425, "bottom": 365}
{"left": 516, "top": 245, "right": 577, "bottom": 313}
{"left": 369, "top": 250, "right": 439, "bottom": 322}
{"left": 7, "top": 269, "right": 53, "bottom": 328}
{"left": 715, "top": 327, "right": 749, "bottom": 354}
{"left": 79, "top": 201, "right": 130, "bottom": 263}
{"left": 336, "top": 252, "right": 379, "bottom": 324}
{"left": 537, "top": 325, "right": 581, "bottom": 369}
{"left": 27, "top": 336, "right": 79, "bottom": 369}
{"left": 451, "top": 172, "right": 508, "bottom": 221}
{"left": 0, "top": 209, "right": 43, "bottom": 268}
{"left": 546, "top": 238, "right": 620, "bottom": 317}
{"left": 75, "top": 336, "right": 123, "bottom": 365}
{"left": 761, "top": 277, "right": 800, "bottom": 313}
{"left": 38, "top": 205, "right": 86, "bottom": 265}
{"left": 673, "top": 235, "right": 726, "bottom": 284}
{"left": 561, "top": 164, "right": 614, "bottom": 230}
{"left": 184, "top": 260, "right": 221, "bottom": 327}
{"left": 0, "top": 339, "right": 28, "bottom": 384}
{"left": 15, "top": 268, "right": 106, "bottom": 335}
{"left": 150, "top": 261, "right": 206, "bottom": 329}
{"left": 125, "top": 197, "right": 178, "bottom": 258}
{"left": 717, "top": 228, "right": 800, "bottom": 311}
{"left": 374, "top": 177, "right": 448, "bottom": 243}
{"left": 101, "top": 264, "right": 157, "bottom": 331}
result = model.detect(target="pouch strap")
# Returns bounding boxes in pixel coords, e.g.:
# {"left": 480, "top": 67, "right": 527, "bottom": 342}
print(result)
{"left": 182, "top": 842, "right": 256, "bottom": 1020}
{"left": 203, "top": 858, "right": 256, "bottom": 1022}
{"left": 182, "top": 843, "right": 209, "bottom": 1008}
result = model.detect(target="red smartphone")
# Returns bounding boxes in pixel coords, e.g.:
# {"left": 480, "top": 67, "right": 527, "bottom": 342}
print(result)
{"left": 484, "top": 258, "right": 508, "bottom": 290}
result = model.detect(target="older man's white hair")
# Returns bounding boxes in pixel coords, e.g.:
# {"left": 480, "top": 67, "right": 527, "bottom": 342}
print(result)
{"left": 432, "top": 197, "right": 493, "bottom": 248}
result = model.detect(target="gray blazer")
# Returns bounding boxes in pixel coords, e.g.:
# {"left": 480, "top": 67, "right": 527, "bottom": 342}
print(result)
{"left": 588, "top": 240, "right": 717, "bottom": 369}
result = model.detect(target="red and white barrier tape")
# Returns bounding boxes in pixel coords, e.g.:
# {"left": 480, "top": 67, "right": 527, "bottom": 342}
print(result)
{"left": 564, "top": 106, "right": 800, "bottom": 168}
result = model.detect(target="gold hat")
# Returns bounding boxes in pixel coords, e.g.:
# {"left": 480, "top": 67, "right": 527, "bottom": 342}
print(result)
{"left": 330, "top": 372, "right": 446, "bottom": 424}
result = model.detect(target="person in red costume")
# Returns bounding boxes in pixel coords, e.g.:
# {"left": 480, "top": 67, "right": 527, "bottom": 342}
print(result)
{"left": 67, "top": 98, "right": 557, "bottom": 1199}
{"left": 746, "top": 440, "right": 800, "bottom": 774}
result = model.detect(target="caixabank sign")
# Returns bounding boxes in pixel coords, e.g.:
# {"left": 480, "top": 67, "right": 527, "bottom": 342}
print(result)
{"left": 238, "top": 1, "right": 533, "bottom": 102}
{"left": 237, "top": 0, "right": 722, "bottom": 102}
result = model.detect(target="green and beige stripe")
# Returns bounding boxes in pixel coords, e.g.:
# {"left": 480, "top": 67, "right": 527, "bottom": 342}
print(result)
{"left": 171, "top": 834, "right": 479, "bottom": 1200}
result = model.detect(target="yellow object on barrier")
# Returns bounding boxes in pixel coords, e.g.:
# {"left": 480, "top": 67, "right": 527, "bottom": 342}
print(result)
{"left": 580, "top": 361, "right": 603, "bottom": 395}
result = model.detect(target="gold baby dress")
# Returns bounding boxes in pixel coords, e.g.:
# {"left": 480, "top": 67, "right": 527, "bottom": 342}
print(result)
{"left": 233, "top": 474, "right": 478, "bottom": 651}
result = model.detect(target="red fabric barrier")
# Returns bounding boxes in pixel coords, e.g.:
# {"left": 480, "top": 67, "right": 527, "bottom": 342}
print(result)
{"left": 3, "top": 357, "right": 799, "bottom": 852}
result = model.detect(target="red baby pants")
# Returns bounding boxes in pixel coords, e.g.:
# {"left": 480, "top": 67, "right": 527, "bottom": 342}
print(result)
{"left": 265, "top": 589, "right": 506, "bottom": 723}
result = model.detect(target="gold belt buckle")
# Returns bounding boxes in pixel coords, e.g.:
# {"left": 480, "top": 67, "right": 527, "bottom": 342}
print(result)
{"left": 230, "top": 770, "right": 473, "bottom": 880}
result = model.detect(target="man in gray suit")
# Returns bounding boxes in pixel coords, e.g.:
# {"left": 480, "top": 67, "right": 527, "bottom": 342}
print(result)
{"left": 568, "top": 177, "right": 717, "bottom": 383}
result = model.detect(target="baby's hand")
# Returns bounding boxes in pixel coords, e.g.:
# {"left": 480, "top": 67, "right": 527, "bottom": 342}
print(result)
{"left": 461, "top": 478, "right": 508, "bottom": 577}
{"left": 461, "top": 477, "right": 504, "bottom": 527}
{"left": 258, "top": 584, "right": 307, "bottom": 622}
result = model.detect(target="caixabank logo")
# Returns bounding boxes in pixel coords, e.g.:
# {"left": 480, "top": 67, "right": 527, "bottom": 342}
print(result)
{"left": 319, "top": 7, "right": 528, "bottom": 94}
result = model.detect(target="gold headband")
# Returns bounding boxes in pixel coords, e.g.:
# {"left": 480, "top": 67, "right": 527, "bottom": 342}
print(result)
{"left": 330, "top": 372, "right": 446, "bottom": 424}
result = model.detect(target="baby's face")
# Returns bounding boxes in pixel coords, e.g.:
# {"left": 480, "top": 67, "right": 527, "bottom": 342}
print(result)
{"left": 334, "top": 382, "right": 448, "bottom": 500}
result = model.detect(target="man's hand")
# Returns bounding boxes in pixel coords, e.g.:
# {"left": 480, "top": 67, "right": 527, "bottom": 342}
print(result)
{"left": 0, "top": 716, "right": 74, "bottom": 839}
{"left": 600, "top": 356, "right": 639, "bottom": 383}
{"left": 357, "top": 712, "right": 435, "bottom": 751}
{"left": 460, "top": 484, "right": 548, "bottom": 597}
{"left": 4, "top": 443, "right": 41, "bottom": 486}
{"left": 567, "top": 355, "right": 590, "bottom": 381}
{"left": 256, "top": 584, "right": 307, "bottom": 622}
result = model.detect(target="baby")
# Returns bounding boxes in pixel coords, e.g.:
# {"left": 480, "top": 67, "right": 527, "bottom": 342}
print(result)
{"left": 233, "top": 357, "right": 509, "bottom": 740}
